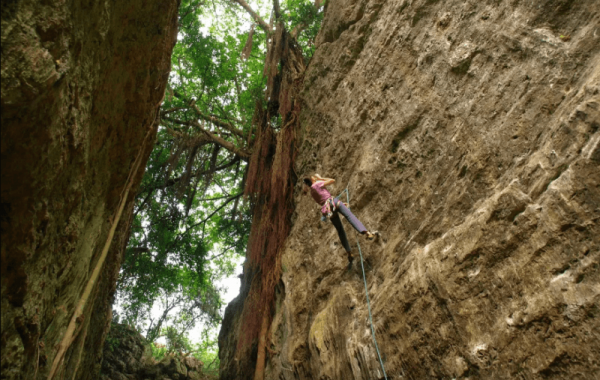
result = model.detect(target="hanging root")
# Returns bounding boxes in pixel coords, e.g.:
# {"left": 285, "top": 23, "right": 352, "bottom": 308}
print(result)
{"left": 235, "top": 25, "right": 306, "bottom": 380}
{"left": 46, "top": 127, "right": 153, "bottom": 380}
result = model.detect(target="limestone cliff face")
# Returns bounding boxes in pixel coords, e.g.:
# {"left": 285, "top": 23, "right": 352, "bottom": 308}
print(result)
{"left": 1, "top": 1, "right": 179, "bottom": 378}
{"left": 221, "top": 0, "right": 600, "bottom": 378}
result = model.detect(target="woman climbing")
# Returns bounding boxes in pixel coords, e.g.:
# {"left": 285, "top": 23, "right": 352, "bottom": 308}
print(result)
{"left": 304, "top": 174, "right": 378, "bottom": 268}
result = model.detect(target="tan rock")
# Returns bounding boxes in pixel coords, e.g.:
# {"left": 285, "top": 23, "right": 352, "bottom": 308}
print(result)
{"left": 183, "top": 356, "right": 202, "bottom": 370}
{"left": 220, "top": 0, "right": 600, "bottom": 378}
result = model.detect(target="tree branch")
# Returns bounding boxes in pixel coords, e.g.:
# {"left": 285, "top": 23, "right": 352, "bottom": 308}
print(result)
{"left": 291, "top": 23, "right": 307, "bottom": 39}
{"left": 194, "top": 105, "right": 245, "bottom": 138}
{"left": 135, "top": 157, "right": 240, "bottom": 219}
{"left": 273, "top": 0, "right": 281, "bottom": 20}
{"left": 134, "top": 187, "right": 156, "bottom": 219}
{"left": 163, "top": 192, "right": 242, "bottom": 254}
{"left": 231, "top": 0, "right": 272, "bottom": 33}
{"left": 129, "top": 247, "right": 150, "bottom": 254}
{"left": 179, "top": 0, "right": 205, "bottom": 24}
{"left": 187, "top": 193, "right": 243, "bottom": 230}
{"left": 143, "top": 156, "right": 239, "bottom": 192}
{"left": 163, "top": 117, "right": 251, "bottom": 159}
{"left": 233, "top": 75, "right": 247, "bottom": 125}
{"left": 161, "top": 106, "right": 188, "bottom": 115}
{"left": 169, "top": 90, "right": 246, "bottom": 139}
{"left": 147, "top": 296, "right": 180, "bottom": 342}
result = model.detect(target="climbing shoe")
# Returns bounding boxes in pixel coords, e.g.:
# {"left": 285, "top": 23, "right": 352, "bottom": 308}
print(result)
{"left": 347, "top": 252, "right": 354, "bottom": 270}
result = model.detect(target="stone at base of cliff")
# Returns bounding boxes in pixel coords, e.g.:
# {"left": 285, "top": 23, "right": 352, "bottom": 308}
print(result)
{"left": 101, "top": 323, "right": 214, "bottom": 380}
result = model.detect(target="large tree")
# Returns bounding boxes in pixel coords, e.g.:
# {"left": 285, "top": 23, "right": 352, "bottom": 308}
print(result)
{"left": 115, "top": 0, "right": 324, "bottom": 359}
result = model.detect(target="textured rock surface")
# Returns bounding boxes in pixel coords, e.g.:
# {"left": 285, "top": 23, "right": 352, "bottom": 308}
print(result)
{"left": 101, "top": 323, "right": 208, "bottom": 380}
{"left": 221, "top": 0, "right": 600, "bottom": 379}
{"left": 1, "top": 1, "right": 179, "bottom": 379}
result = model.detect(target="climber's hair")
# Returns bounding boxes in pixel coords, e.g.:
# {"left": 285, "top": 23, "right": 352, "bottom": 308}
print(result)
{"left": 303, "top": 177, "right": 313, "bottom": 187}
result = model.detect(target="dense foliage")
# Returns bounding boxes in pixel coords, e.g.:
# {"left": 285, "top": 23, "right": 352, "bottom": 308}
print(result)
{"left": 115, "top": 0, "right": 324, "bottom": 363}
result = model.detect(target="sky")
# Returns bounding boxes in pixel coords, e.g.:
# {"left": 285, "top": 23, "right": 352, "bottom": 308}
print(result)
{"left": 185, "top": 255, "right": 244, "bottom": 344}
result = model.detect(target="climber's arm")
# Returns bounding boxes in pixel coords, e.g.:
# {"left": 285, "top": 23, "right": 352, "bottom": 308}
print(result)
{"left": 314, "top": 174, "right": 335, "bottom": 186}
{"left": 318, "top": 178, "right": 335, "bottom": 186}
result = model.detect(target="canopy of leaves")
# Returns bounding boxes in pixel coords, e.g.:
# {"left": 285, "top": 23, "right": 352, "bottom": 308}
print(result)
{"left": 114, "top": 0, "right": 324, "bottom": 358}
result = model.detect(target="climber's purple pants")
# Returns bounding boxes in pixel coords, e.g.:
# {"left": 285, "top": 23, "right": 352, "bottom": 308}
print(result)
{"left": 330, "top": 198, "right": 367, "bottom": 253}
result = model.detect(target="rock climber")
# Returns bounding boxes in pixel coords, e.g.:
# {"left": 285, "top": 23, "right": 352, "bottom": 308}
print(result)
{"left": 303, "top": 174, "right": 378, "bottom": 268}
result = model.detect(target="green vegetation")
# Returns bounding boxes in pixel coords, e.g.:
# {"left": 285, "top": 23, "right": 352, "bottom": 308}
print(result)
{"left": 114, "top": 0, "right": 324, "bottom": 366}
{"left": 149, "top": 327, "right": 220, "bottom": 375}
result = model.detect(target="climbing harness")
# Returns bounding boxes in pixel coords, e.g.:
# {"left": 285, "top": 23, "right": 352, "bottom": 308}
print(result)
{"left": 326, "top": 198, "right": 336, "bottom": 217}
{"left": 320, "top": 197, "right": 349, "bottom": 222}
{"left": 337, "top": 184, "right": 389, "bottom": 380}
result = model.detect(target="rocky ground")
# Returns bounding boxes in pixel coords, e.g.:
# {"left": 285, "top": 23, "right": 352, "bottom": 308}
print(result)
{"left": 221, "top": 0, "right": 600, "bottom": 378}
{"left": 100, "top": 323, "right": 213, "bottom": 380}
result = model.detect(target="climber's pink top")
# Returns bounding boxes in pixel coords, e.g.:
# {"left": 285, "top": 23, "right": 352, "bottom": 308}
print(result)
{"left": 310, "top": 181, "right": 331, "bottom": 205}
{"left": 310, "top": 181, "right": 334, "bottom": 215}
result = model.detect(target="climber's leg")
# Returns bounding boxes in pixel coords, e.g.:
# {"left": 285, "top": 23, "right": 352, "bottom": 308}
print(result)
{"left": 335, "top": 199, "right": 367, "bottom": 234}
{"left": 330, "top": 212, "right": 352, "bottom": 253}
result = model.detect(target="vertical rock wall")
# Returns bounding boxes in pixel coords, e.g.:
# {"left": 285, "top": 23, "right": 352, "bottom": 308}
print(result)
{"left": 1, "top": 0, "right": 179, "bottom": 379}
{"left": 222, "top": 0, "right": 600, "bottom": 379}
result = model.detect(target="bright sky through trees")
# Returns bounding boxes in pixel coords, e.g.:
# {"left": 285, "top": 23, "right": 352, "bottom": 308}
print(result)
{"left": 113, "top": 0, "right": 324, "bottom": 368}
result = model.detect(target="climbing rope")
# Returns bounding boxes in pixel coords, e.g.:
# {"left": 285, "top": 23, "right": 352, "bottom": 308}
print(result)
{"left": 338, "top": 185, "right": 388, "bottom": 380}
